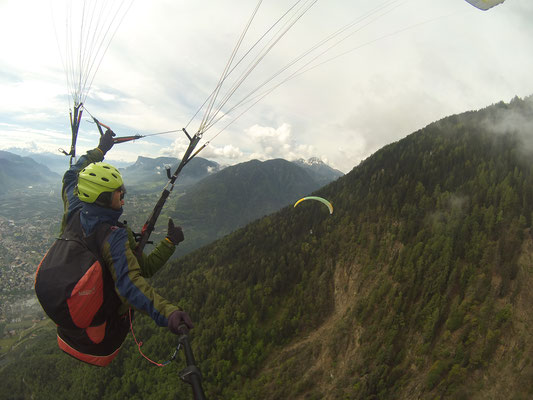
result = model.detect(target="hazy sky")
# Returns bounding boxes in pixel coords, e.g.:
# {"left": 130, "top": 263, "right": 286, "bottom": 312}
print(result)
{"left": 1, "top": 0, "right": 532, "bottom": 173}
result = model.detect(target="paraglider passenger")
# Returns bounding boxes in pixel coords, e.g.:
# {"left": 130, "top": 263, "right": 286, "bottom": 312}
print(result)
{"left": 45, "top": 129, "right": 193, "bottom": 366}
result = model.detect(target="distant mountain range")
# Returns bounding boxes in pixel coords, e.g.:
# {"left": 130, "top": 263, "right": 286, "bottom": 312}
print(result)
{"left": 0, "top": 150, "right": 343, "bottom": 254}
{"left": 120, "top": 155, "right": 343, "bottom": 190}
{"left": 0, "top": 148, "right": 342, "bottom": 196}
{"left": 2, "top": 148, "right": 92, "bottom": 175}
{"left": 0, "top": 151, "right": 60, "bottom": 195}
{"left": 119, "top": 156, "right": 222, "bottom": 191}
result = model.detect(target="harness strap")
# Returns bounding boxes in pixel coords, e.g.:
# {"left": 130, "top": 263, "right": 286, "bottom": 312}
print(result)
{"left": 128, "top": 309, "right": 174, "bottom": 367}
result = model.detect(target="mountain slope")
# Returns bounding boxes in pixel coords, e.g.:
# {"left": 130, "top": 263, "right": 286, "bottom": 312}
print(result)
{"left": 159, "top": 96, "right": 533, "bottom": 399}
{"left": 3, "top": 96, "right": 533, "bottom": 400}
{"left": 168, "top": 158, "right": 328, "bottom": 256}
{"left": 0, "top": 151, "right": 60, "bottom": 195}
{"left": 2, "top": 149, "right": 70, "bottom": 175}
{"left": 66, "top": 155, "right": 342, "bottom": 257}
{"left": 293, "top": 157, "right": 344, "bottom": 186}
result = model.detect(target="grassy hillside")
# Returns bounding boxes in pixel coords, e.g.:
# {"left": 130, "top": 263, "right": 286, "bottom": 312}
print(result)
{"left": 2, "top": 96, "right": 533, "bottom": 399}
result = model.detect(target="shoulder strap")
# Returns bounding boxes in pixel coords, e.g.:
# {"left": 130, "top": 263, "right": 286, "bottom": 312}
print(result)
{"left": 84, "top": 222, "right": 113, "bottom": 256}
{"left": 64, "top": 209, "right": 113, "bottom": 255}
{"left": 62, "top": 209, "right": 83, "bottom": 240}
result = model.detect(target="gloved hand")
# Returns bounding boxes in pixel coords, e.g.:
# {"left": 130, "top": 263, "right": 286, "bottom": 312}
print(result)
{"left": 168, "top": 310, "right": 194, "bottom": 334}
{"left": 98, "top": 129, "right": 115, "bottom": 155}
{"left": 166, "top": 218, "right": 184, "bottom": 245}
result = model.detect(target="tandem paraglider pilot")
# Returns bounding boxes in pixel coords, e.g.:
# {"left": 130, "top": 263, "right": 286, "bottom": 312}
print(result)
{"left": 35, "top": 130, "right": 193, "bottom": 367}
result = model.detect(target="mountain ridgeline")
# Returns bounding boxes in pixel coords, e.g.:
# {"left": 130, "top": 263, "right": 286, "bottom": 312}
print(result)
{"left": 117, "top": 156, "right": 342, "bottom": 257}
{"left": 168, "top": 158, "right": 340, "bottom": 256}
{"left": 2, "top": 96, "right": 533, "bottom": 399}
{"left": 119, "top": 155, "right": 342, "bottom": 192}
{"left": 0, "top": 151, "right": 60, "bottom": 195}
{"left": 120, "top": 156, "right": 222, "bottom": 191}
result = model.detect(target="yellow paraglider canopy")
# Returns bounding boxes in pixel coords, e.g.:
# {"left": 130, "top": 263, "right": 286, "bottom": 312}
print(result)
{"left": 294, "top": 196, "right": 333, "bottom": 214}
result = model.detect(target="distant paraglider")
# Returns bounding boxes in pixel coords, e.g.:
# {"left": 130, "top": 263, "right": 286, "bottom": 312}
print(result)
{"left": 294, "top": 196, "right": 334, "bottom": 215}
{"left": 464, "top": 0, "right": 506, "bottom": 10}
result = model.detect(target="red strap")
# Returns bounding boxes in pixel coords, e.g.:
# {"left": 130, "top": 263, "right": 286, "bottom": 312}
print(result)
{"left": 129, "top": 309, "right": 165, "bottom": 367}
{"left": 57, "top": 335, "right": 119, "bottom": 367}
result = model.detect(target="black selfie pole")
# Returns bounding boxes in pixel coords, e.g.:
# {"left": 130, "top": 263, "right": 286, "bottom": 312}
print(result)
{"left": 177, "top": 324, "right": 207, "bottom": 400}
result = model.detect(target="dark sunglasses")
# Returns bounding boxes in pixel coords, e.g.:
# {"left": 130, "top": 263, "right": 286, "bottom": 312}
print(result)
{"left": 118, "top": 185, "right": 126, "bottom": 200}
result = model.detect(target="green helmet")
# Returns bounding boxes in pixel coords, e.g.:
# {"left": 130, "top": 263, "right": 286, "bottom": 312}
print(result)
{"left": 77, "top": 162, "right": 124, "bottom": 203}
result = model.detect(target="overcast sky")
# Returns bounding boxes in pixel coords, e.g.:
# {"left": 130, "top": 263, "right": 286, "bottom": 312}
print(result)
{"left": 1, "top": 0, "right": 532, "bottom": 173}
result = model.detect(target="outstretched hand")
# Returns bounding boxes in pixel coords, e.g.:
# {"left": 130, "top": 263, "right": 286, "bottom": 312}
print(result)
{"left": 98, "top": 129, "right": 115, "bottom": 155}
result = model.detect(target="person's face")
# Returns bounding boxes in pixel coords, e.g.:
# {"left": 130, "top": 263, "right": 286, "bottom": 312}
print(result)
{"left": 110, "top": 187, "right": 125, "bottom": 210}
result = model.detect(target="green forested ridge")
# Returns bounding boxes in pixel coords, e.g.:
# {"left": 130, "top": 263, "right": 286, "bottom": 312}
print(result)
{"left": 118, "top": 158, "right": 338, "bottom": 258}
{"left": 168, "top": 158, "right": 327, "bottom": 257}
{"left": 2, "top": 96, "right": 533, "bottom": 399}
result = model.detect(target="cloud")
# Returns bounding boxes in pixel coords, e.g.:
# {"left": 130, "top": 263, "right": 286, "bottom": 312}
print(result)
{"left": 0, "top": 123, "right": 70, "bottom": 150}
{"left": 480, "top": 96, "right": 533, "bottom": 157}
{"left": 247, "top": 123, "right": 291, "bottom": 153}
{"left": 200, "top": 144, "right": 244, "bottom": 161}
{"left": 0, "top": 78, "right": 65, "bottom": 116}
{"left": 160, "top": 133, "right": 244, "bottom": 164}
{"left": 157, "top": 122, "right": 322, "bottom": 166}
{"left": 1, "top": 0, "right": 532, "bottom": 176}
{"left": 244, "top": 123, "right": 316, "bottom": 161}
